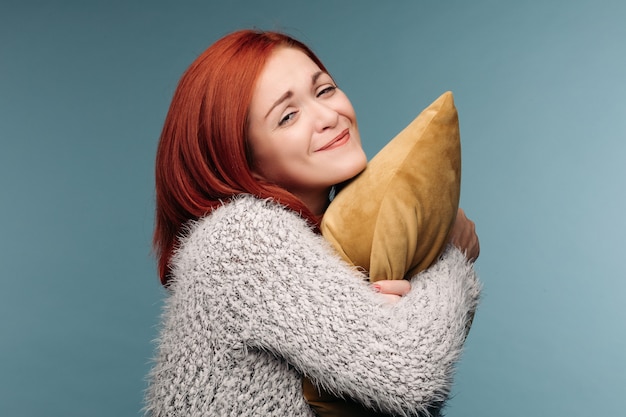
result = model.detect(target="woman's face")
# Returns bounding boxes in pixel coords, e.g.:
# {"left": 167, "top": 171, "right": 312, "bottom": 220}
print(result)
{"left": 247, "top": 47, "right": 367, "bottom": 214}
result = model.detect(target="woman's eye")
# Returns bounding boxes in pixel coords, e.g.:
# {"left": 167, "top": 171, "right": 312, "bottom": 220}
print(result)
{"left": 278, "top": 111, "right": 297, "bottom": 126}
{"left": 317, "top": 85, "right": 336, "bottom": 97}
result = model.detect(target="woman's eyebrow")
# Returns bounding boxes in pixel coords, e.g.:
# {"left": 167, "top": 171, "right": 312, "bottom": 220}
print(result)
{"left": 264, "top": 71, "right": 326, "bottom": 119}
{"left": 265, "top": 91, "right": 292, "bottom": 119}
{"left": 311, "top": 70, "right": 324, "bottom": 85}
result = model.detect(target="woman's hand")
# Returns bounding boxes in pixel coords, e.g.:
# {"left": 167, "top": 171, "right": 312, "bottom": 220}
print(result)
{"left": 372, "top": 280, "right": 411, "bottom": 304}
{"left": 447, "top": 208, "right": 480, "bottom": 262}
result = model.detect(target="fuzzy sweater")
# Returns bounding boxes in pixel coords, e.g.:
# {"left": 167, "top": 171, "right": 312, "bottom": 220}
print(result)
{"left": 145, "top": 195, "right": 480, "bottom": 417}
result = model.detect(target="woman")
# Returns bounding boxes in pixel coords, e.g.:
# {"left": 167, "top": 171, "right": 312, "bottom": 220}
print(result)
{"left": 145, "top": 29, "right": 480, "bottom": 416}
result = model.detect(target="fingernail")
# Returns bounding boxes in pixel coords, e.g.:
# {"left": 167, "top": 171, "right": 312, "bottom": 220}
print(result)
{"left": 372, "top": 284, "right": 381, "bottom": 293}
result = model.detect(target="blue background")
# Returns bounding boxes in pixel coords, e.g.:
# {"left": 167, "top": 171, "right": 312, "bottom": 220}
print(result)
{"left": 1, "top": 1, "right": 624, "bottom": 415}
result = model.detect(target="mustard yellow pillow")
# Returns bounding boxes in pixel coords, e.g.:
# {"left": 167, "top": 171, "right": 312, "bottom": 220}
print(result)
{"left": 321, "top": 91, "right": 461, "bottom": 281}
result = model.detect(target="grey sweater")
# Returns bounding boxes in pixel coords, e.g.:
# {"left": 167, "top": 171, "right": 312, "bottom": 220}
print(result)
{"left": 145, "top": 195, "right": 480, "bottom": 417}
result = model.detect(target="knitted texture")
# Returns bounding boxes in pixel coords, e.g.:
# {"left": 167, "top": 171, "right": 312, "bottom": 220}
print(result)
{"left": 144, "top": 195, "right": 480, "bottom": 417}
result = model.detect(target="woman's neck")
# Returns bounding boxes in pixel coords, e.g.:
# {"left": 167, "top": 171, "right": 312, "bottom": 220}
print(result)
{"left": 296, "top": 188, "right": 331, "bottom": 217}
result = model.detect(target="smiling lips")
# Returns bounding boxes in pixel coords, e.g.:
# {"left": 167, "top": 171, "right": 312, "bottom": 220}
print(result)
{"left": 316, "top": 128, "right": 350, "bottom": 152}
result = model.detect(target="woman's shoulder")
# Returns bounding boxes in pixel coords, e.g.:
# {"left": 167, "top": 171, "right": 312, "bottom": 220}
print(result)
{"left": 194, "top": 194, "right": 314, "bottom": 238}
{"left": 172, "top": 195, "right": 320, "bottom": 272}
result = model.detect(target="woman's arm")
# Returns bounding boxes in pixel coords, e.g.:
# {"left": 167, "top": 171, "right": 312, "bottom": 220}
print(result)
{"left": 173, "top": 197, "right": 480, "bottom": 415}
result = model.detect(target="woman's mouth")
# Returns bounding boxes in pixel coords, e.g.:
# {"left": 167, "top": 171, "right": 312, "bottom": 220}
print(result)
{"left": 316, "top": 129, "right": 350, "bottom": 152}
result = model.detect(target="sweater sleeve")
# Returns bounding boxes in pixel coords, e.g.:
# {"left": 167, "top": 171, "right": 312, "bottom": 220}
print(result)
{"left": 170, "top": 197, "right": 480, "bottom": 416}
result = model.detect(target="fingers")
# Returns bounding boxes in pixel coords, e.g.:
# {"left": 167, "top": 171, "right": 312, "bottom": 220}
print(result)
{"left": 372, "top": 280, "right": 411, "bottom": 297}
{"left": 376, "top": 293, "right": 403, "bottom": 305}
{"left": 449, "top": 208, "right": 480, "bottom": 262}
{"left": 470, "top": 230, "right": 480, "bottom": 262}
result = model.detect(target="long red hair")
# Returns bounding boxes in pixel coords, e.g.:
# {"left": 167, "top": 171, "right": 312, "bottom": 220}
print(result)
{"left": 154, "top": 30, "right": 328, "bottom": 285}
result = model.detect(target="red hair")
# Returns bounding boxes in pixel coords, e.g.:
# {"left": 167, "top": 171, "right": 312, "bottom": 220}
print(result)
{"left": 154, "top": 30, "right": 328, "bottom": 285}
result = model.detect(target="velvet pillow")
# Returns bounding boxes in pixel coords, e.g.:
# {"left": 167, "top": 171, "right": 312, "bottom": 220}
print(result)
{"left": 320, "top": 91, "right": 461, "bottom": 281}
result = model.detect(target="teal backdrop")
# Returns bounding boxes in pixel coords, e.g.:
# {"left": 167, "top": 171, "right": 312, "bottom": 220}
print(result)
{"left": 1, "top": 1, "right": 624, "bottom": 415}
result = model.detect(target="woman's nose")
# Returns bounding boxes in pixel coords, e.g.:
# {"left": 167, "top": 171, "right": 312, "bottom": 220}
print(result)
{"left": 311, "top": 101, "right": 339, "bottom": 132}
